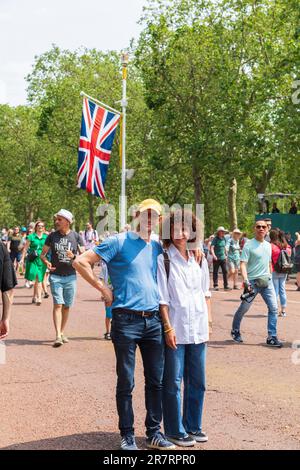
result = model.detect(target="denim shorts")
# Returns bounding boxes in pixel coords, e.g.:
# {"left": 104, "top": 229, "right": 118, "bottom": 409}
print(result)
{"left": 10, "top": 251, "right": 22, "bottom": 263}
{"left": 49, "top": 274, "right": 77, "bottom": 307}
{"left": 228, "top": 258, "right": 240, "bottom": 270}
{"left": 105, "top": 306, "right": 112, "bottom": 319}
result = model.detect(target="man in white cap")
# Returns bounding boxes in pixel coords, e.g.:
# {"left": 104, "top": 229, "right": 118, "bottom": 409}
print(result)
{"left": 210, "top": 226, "right": 231, "bottom": 291}
{"left": 41, "top": 209, "right": 85, "bottom": 347}
{"left": 73, "top": 199, "right": 175, "bottom": 451}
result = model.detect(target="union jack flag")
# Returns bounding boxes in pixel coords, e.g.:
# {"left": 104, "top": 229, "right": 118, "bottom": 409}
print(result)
{"left": 77, "top": 98, "right": 120, "bottom": 198}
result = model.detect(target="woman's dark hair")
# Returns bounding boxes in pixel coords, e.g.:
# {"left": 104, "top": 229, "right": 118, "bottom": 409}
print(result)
{"left": 278, "top": 230, "right": 288, "bottom": 249}
{"left": 270, "top": 228, "right": 287, "bottom": 249}
{"left": 160, "top": 210, "right": 200, "bottom": 249}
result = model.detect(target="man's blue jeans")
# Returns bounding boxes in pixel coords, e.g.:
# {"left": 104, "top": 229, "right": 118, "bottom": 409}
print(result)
{"left": 163, "top": 343, "right": 207, "bottom": 438}
{"left": 111, "top": 309, "right": 164, "bottom": 438}
{"left": 232, "top": 279, "right": 278, "bottom": 337}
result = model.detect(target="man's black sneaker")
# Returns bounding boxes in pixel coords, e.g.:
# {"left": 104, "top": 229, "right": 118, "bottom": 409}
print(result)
{"left": 231, "top": 329, "right": 243, "bottom": 343}
{"left": 189, "top": 431, "right": 208, "bottom": 442}
{"left": 166, "top": 435, "right": 195, "bottom": 447}
{"left": 266, "top": 336, "right": 283, "bottom": 348}
{"left": 213, "top": 287, "right": 219, "bottom": 291}
{"left": 120, "top": 434, "right": 138, "bottom": 450}
{"left": 146, "top": 432, "right": 175, "bottom": 450}
{"left": 224, "top": 286, "right": 232, "bottom": 291}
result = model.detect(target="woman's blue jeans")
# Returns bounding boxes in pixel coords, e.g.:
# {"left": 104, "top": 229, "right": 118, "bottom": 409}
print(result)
{"left": 163, "top": 342, "right": 207, "bottom": 438}
{"left": 272, "top": 272, "right": 287, "bottom": 309}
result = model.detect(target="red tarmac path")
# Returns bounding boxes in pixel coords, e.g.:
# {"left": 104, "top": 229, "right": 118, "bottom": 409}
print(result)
{"left": 1, "top": 273, "right": 300, "bottom": 450}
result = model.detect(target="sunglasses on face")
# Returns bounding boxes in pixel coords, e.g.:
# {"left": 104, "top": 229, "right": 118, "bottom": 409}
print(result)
{"left": 256, "top": 225, "right": 267, "bottom": 229}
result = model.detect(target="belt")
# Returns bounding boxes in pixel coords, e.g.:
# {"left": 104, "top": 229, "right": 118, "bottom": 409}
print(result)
{"left": 113, "top": 308, "right": 158, "bottom": 318}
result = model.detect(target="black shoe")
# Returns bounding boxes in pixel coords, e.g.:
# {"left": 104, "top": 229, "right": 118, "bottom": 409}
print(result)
{"left": 189, "top": 431, "right": 208, "bottom": 442}
{"left": 166, "top": 435, "right": 195, "bottom": 447}
{"left": 231, "top": 329, "right": 243, "bottom": 343}
{"left": 213, "top": 287, "right": 219, "bottom": 291}
{"left": 43, "top": 293, "right": 50, "bottom": 299}
{"left": 266, "top": 336, "right": 283, "bottom": 348}
{"left": 224, "top": 286, "right": 232, "bottom": 291}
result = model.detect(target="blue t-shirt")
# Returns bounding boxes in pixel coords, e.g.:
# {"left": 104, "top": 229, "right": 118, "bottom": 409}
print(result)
{"left": 94, "top": 232, "right": 163, "bottom": 311}
{"left": 240, "top": 238, "right": 271, "bottom": 281}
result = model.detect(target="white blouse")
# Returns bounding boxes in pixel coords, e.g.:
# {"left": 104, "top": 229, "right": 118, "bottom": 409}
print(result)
{"left": 157, "top": 244, "right": 211, "bottom": 345}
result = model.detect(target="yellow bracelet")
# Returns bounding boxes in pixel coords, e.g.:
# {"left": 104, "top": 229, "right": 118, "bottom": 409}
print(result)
{"left": 164, "top": 328, "right": 174, "bottom": 334}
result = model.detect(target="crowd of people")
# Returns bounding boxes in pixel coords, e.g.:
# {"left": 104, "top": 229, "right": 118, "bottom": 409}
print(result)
{"left": 1, "top": 201, "right": 300, "bottom": 451}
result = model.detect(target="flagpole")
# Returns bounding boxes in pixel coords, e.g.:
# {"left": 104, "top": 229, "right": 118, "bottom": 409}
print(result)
{"left": 80, "top": 91, "right": 122, "bottom": 115}
{"left": 120, "top": 53, "right": 129, "bottom": 230}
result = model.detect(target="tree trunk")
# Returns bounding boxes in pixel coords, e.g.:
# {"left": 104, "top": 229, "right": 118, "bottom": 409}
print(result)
{"left": 251, "top": 169, "right": 274, "bottom": 213}
{"left": 193, "top": 165, "right": 202, "bottom": 206}
{"left": 228, "top": 177, "right": 238, "bottom": 230}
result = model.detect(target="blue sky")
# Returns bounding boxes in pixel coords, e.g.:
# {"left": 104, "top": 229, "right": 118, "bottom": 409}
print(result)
{"left": 0, "top": 0, "right": 146, "bottom": 105}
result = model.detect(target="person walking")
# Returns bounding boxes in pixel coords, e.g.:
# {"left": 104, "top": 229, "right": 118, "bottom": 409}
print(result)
{"left": 7, "top": 226, "right": 23, "bottom": 273}
{"left": 21, "top": 221, "right": 48, "bottom": 306}
{"left": 270, "top": 229, "right": 292, "bottom": 317}
{"left": 99, "top": 260, "right": 113, "bottom": 340}
{"left": 231, "top": 220, "right": 282, "bottom": 348}
{"left": 73, "top": 199, "right": 175, "bottom": 451}
{"left": 211, "top": 226, "right": 231, "bottom": 291}
{"left": 226, "top": 228, "right": 242, "bottom": 289}
{"left": 81, "top": 222, "right": 99, "bottom": 250}
{"left": 0, "top": 241, "right": 17, "bottom": 339}
{"left": 41, "top": 209, "right": 85, "bottom": 347}
{"left": 157, "top": 210, "right": 211, "bottom": 447}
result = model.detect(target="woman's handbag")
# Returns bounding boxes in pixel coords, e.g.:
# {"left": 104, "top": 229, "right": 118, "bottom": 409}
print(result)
{"left": 27, "top": 250, "right": 38, "bottom": 262}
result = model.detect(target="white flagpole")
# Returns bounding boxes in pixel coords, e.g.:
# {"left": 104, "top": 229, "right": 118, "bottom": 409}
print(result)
{"left": 120, "top": 53, "right": 129, "bottom": 230}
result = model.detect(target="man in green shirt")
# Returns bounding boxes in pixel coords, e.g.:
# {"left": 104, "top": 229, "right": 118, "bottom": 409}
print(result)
{"left": 211, "top": 226, "right": 231, "bottom": 291}
{"left": 231, "top": 220, "right": 282, "bottom": 348}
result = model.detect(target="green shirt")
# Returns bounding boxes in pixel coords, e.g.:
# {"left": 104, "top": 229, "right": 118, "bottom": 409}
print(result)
{"left": 240, "top": 238, "right": 271, "bottom": 281}
{"left": 211, "top": 236, "right": 226, "bottom": 260}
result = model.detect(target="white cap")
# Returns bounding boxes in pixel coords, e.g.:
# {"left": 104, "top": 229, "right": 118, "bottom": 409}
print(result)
{"left": 55, "top": 209, "right": 74, "bottom": 224}
{"left": 216, "top": 226, "right": 229, "bottom": 233}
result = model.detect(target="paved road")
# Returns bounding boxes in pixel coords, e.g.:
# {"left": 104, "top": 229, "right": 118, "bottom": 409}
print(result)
{"left": 1, "top": 273, "right": 300, "bottom": 450}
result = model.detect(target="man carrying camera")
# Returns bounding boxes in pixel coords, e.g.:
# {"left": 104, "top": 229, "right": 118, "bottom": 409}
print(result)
{"left": 231, "top": 220, "right": 282, "bottom": 348}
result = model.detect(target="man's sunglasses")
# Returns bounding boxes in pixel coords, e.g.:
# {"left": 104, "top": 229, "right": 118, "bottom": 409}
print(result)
{"left": 256, "top": 224, "right": 267, "bottom": 229}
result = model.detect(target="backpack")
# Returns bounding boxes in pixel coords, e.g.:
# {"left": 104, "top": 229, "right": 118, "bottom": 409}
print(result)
{"left": 163, "top": 249, "right": 203, "bottom": 280}
{"left": 274, "top": 250, "right": 293, "bottom": 274}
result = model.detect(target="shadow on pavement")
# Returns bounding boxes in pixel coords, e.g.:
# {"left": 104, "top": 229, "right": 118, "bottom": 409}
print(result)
{"left": 225, "top": 313, "right": 267, "bottom": 318}
{"left": 1, "top": 432, "right": 145, "bottom": 450}
{"left": 6, "top": 337, "right": 101, "bottom": 346}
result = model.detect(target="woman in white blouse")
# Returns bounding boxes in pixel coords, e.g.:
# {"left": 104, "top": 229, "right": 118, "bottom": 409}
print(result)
{"left": 158, "top": 210, "right": 211, "bottom": 447}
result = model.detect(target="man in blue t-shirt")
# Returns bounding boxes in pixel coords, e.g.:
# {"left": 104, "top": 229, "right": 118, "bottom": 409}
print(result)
{"left": 73, "top": 199, "right": 175, "bottom": 451}
{"left": 231, "top": 220, "right": 282, "bottom": 348}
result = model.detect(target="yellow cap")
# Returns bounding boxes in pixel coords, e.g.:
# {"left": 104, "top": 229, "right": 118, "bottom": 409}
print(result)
{"left": 138, "top": 199, "right": 162, "bottom": 215}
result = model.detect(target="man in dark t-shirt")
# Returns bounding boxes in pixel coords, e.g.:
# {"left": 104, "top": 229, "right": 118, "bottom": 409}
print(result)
{"left": 41, "top": 209, "right": 84, "bottom": 347}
